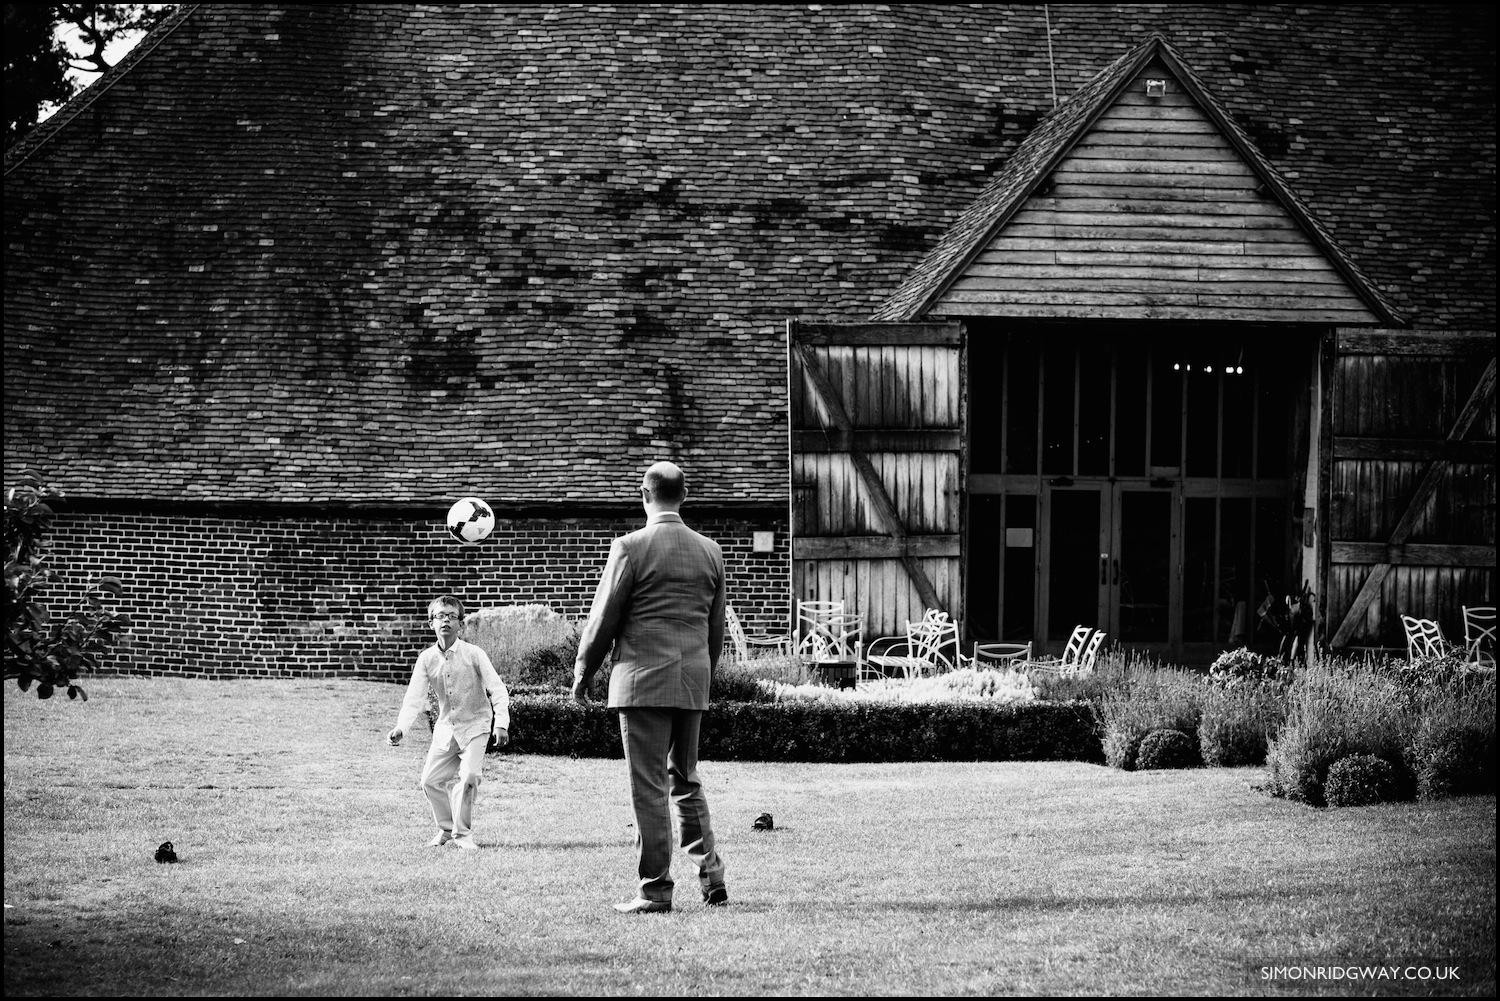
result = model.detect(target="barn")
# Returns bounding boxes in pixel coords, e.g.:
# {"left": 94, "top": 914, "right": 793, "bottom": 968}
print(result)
{"left": 4, "top": 4, "right": 1493, "bottom": 676}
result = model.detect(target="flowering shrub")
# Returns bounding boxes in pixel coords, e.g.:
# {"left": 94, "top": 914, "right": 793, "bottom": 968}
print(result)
{"left": 761, "top": 668, "right": 1034, "bottom": 705}
{"left": 464, "top": 604, "right": 579, "bottom": 683}
{"left": 1266, "top": 661, "right": 1417, "bottom": 806}
{"left": 1099, "top": 667, "right": 1203, "bottom": 770}
{"left": 1198, "top": 681, "right": 1287, "bottom": 766}
{"left": 1406, "top": 673, "right": 1495, "bottom": 799}
{"left": 1207, "top": 647, "right": 1283, "bottom": 687}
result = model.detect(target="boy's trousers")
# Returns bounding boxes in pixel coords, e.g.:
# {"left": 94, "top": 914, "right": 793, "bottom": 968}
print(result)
{"left": 420, "top": 725, "right": 488, "bottom": 837}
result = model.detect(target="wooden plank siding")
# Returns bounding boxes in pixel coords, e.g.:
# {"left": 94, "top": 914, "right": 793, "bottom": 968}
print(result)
{"left": 930, "top": 61, "right": 1379, "bottom": 324}
{"left": 789, "top": 322, "right": 964, "bottom": 641}
{"left": 1325, "top": 331, "right": 1496, "bottom": 649}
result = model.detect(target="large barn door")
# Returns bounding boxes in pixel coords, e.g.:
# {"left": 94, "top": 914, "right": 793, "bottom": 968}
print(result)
{"left": 1325, "top": 331, "right": 1496, "bottom": 650}
{"left": 789, "top": 321, "right": 965, "bottom": 642}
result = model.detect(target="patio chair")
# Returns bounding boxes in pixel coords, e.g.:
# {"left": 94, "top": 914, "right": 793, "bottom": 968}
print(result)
{"left": 1027, "top": 625, "right": 1095, "bottom": 678}
{"left": 1402, "top": 615, "right": 1456, "bottom": 660}
{"left": 794, "top": 599, "right": 846, "bottom": 657}
{"left": 1078, "top": 629, "right": 1107, "bottom": 673}
{"left": 794, "top": 599, "right": 865, "bottom": 684}
{"left": 967, "top": 641, "right": 1033, "bottom": 669}
{"left": 724, "top": 604, "right": 790, "bottom": 663}
{"left": 1462, "top": 605, "right": 1496, "bottom": 669}
{"left": 865, "top": 611, "right": 961, "bottom": 680}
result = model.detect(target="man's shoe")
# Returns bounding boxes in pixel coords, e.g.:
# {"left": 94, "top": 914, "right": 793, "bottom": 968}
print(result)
{"left": 703, "top": 887, "right": 729, "bottom": 907}
{"left": 427, "top": 831, "right": 453, "bottom": 847}
{"left": 451, "top": 835, "right": 480, "bottom": 851}
{"left": 613, "top": 897, "right": 672, "bottom": 914}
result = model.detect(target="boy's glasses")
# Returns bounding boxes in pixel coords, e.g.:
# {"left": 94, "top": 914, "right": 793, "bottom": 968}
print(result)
{"left": 429, "top": 611, "right": 461, "bottom": 622}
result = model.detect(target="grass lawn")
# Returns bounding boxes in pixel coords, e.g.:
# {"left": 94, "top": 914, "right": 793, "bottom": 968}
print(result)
{"left": 4, "top": 678, "right": 1494, "bottom": 997}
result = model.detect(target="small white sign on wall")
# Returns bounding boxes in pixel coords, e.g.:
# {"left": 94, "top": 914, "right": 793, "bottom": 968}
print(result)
{"left": 752, "top": 531, "right": 776, "bottom": 553}
{"left": 1005, "top": 528, "right": 1034, "bottom": 549}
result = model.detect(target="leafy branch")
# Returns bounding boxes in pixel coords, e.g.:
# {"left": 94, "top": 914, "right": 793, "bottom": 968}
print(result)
{"left": 4, "top": 469, "right": 131, "bottom": 700}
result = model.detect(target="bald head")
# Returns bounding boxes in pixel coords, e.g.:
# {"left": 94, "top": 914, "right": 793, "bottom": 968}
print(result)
{"left": 641, "top": 461, "right": 687, "bottom": 510}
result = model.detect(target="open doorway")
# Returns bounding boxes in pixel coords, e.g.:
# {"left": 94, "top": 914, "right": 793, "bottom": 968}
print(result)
{"left": 965, "top": 323, "right": 1311, "bottom": 662}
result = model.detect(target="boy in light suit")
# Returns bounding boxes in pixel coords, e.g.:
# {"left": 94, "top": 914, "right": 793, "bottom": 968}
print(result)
{"left": 389, "top": 594, "right": 509, "bottom": 850}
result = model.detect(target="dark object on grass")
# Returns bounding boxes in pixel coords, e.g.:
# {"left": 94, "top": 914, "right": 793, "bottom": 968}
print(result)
{"left": 1135, "top": 729, "right": 1199, "bottom": 770}
{"left": 752, "top": 812, "right": 774, "bottom": 831}
{"left": 155, "top": 841, "right": 178, "bottom": 864}
{"left": 1324, "top": 754, "right": 1401, "bottom": 807}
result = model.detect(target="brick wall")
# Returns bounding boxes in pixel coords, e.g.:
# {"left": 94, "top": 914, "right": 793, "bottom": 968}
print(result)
{"left": 42, "top": 510, "right": 791, "bottom": 682}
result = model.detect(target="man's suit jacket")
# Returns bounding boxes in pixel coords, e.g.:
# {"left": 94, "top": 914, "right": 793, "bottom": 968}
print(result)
{"left": 577, "top": 511, "right": 726, "bottom": 710}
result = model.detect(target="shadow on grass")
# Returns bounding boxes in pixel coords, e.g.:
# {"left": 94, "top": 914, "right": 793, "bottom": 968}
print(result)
{"left": 816, "top": 887, "right": 1331, "bottom": 915}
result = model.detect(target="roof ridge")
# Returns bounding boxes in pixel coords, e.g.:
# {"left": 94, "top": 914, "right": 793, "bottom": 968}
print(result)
{"left": 4, "top": 4, "right": 202, "bottom": 175}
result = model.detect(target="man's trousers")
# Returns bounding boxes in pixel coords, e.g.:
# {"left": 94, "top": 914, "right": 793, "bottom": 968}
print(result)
{"left": 618, "top": 707, "right": 726, "bottom": 903}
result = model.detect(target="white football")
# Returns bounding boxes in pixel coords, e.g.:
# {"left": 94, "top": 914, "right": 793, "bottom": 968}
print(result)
{"left": 446, "top": 497, "right": 495, "bottom": 545}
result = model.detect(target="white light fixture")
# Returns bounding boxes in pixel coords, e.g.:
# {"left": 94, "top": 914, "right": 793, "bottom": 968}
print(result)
{"left": 1146, "top": 79, "right": 1167, "bottom": 98}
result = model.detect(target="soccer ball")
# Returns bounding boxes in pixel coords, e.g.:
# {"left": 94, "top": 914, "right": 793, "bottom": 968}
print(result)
{"left": 446, "top": 497, "right": 495, "bottom": 545}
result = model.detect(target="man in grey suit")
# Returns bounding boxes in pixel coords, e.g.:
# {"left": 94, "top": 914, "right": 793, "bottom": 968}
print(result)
{"left": 573, "top": 461, "right": 729, "bottom": 914}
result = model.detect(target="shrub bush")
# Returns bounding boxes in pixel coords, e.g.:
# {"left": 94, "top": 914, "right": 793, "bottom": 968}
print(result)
{"left": 1381, "top": 653, "right": 1487, "bottom": 689}
{"left": 503, "top": 695, "right": 1105, "bottom": 763}
{"left": 1135, "top": 728, "right": 1199, "bottom": 770}
{"left": 1266, "top": 660, "right": 1416, "bottom": 806}
{"left": 516, "top": 630, "right": 589, "bottom": 688}
{"left": 463, "top": 604, "right": 579, "bottom": 684}
{"left": 1324, "top": 754, "right": 1401, "bottom": 807}
{"left": 1406, "top": 674, "right": 1496, "bottom": 800}
{"left": 1099, "top": 667, "right": 1203, "bottom": 770}
{"left": 1207, "top": 647, "right": 1283, "bottom": 687}
{"left": 1198, "top": 681, "right": 1287, "bottom": 767}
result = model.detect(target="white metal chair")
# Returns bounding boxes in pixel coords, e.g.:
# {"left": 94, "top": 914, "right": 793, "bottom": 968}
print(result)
{"left": 1462, "top": 605, "right": 1496, "bottom": 669}
{"left": 795, "top": 599, "right": 846, "bottom": 658}
{"left": 724, "top": 604, "right": 789, "bottom": 663}
{"left": 1402, "top": 614, "right": 1456, "bottom": 660}
{"left": 1028, "top": 625, "right": 1095, "bottom": 678}
{"left": 968, "top": 641, "right": 1032, "bottom": 667}
{"left": 1078, "top": 629, "right": 1107, "bottom": 673}
{"left": 865, "top": 610, "right": 961, "bottom": 680}
{"left": 795, "top": 602, "right": 864, "bottom": 688}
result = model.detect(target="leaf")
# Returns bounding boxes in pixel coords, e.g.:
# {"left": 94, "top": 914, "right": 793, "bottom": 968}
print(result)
{"left": 94, "top": 576, "right": 124, "bottom": 597}
{"left": 37, "top": 683, "right": 53, "bottom": 699}
{"left": 67, "top": 685, "right": 79, "bottom": 700}
{"left": 17, "top": 677, "right": 32, "bottom": 692}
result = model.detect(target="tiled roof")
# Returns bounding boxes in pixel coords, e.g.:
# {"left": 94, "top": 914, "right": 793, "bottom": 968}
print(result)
{"left": 875, "top": 35, "right": 1402, "bottom": 324}
{"left": 4, "top": 4, "right": 1493, "bottom": 506}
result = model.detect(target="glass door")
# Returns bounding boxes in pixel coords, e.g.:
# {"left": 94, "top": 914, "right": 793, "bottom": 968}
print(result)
{"left": 1042, "top": 483, "right": 1174, "bottom": 653}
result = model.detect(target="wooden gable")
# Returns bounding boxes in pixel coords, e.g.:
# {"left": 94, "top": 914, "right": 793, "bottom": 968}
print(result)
{"left": 929, "top": 59, "right": 1381, "bottom": 324}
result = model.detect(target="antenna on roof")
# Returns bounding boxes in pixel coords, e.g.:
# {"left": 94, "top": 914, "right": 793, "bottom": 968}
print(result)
{"left": 1043, "top": 5, "right": 1059, "bottom": 109}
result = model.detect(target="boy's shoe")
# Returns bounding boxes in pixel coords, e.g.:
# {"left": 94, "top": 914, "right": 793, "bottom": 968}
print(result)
{"left": 427, "top": 831, "right": 454, "bottom": 847}
{"left": 451, "top": 835, "right": 480, "bottom": 851}
{"left": 703, "top": 887, "right": 729, "bottom": 907}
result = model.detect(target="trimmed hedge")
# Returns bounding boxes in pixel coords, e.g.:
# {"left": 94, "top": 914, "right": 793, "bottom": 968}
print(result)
{"left": 1324, "top": 754, "right": 1402, "bottom": 807}
{"left": 502, "top": 694, "right": 1105, "bottom": 764}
